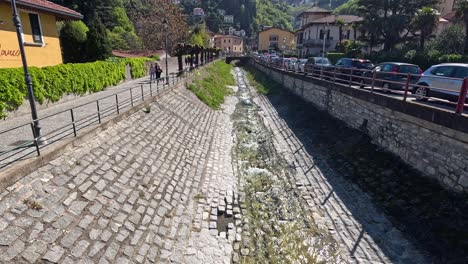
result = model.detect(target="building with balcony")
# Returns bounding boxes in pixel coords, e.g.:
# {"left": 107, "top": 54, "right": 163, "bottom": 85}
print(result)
{"left": 296, "top": 11, "right": 363, "bottom": 58}
{"left": 257, "top": 27, "right": 295, "bottom": 52}
{"left": 0, "top": 0, "right": 82, "bottom": 68}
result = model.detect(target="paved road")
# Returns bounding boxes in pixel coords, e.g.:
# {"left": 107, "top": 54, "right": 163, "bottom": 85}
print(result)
{"left": 279, "top": 67, "right": 468, "bottom": 115}
{"left": 0, "top": 57, "right": 182, "bottom": 167}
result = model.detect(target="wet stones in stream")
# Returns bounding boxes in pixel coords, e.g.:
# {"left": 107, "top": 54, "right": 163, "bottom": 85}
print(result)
{"left": 230, "top": 68, "right": 344, "bottom": 263}
{"left": 254, "top": 69, "right": 468, "bottom": 263}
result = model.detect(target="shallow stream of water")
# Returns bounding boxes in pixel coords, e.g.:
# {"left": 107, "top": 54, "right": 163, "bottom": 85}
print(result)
{"left": 250, "top": 67, "right": 468, "bottom": 264}
{"left": 230, "top": 67, "right": 343, "bottom": 263}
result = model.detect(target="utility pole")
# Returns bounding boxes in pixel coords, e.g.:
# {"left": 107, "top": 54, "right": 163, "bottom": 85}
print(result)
{"left": 322, "top": 23, "right": 328, "bottom": 58}
{"left": 11, "top": 0, "right": 45, "bottom": 144}
{"left": 163, "top": 18, "right": 169, "bottom": 85}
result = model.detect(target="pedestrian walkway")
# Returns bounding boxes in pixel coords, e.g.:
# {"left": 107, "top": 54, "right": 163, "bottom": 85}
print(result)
{"left": 0, "top": 57, "right": 183, "bottom": 170}
{"left": 0, "top": 87, "right": 235, "bottom": 263}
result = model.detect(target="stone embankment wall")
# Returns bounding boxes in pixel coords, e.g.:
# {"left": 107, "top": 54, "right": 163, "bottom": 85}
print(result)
{"left": 251, "top": 61, "right": 468, "bottom": 193}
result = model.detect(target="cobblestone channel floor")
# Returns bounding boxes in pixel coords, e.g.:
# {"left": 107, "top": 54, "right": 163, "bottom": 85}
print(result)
{"left": 0, "top": 87, "right": 237, "bottom": 263}
{"left": 0, "top": 66, "right": 464, "bottom": 263}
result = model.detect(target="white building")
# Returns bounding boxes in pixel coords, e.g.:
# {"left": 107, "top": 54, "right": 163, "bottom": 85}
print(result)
{"left": 193, "top": 8, "right": 205, "bottom": 17}
{"left": 224, "top": 15, "right": 234, "bottom": 24}
{"left": 295, "top": 8, "right": 364, "bottom": 58}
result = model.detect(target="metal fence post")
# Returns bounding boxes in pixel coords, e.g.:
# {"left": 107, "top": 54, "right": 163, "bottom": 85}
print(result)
{"left": 115, "top": 94, "right": 120, "bottom": 115}
{"left": 333, "top": 67, "right": 337, "bottom": 83}
{"left": 141, "top": 85, "right": 144, "bottom": 101}
{"left": 70, "top": 109, "right": 77, "bottom": 137}
{"left": 130, "top": 88, "right": 134, "bottom": 107}
{"left": 96, "top": 101, "right": 101, "bottom": 124}
{"left": 349, "top": 68, "right": 353, "bottom": 87}
{"left": 403, "top": 73, "right": 411, "bottom": 101}
{"left": 30, "top": 123, "right": 40, "bottom": 156}
{"left": 371, "top": 71, "right": 376, "bottom": 93}
{"left": 150, "top": 81, "right": 153, "bottom": 97}
{"left": 157, "top": 80, "right": 160, "bottom": 94}
{"left": 455, "top": 78, "right": 468, "bottom": 114}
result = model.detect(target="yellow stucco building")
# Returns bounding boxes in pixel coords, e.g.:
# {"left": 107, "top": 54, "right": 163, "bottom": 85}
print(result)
{"left": 257, "top": 27, "right": 295, "bottom": 52}
{"left": 0, "top": 0, "right": 82, "bottom": 68}
{"left": 213, "top": 35, "right": 244, "bottom": 56}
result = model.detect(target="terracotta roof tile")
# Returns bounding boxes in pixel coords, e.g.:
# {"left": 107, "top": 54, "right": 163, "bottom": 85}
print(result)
{"left": 309, "top": 15, "right": 363, "bottom": 24}
{"left": 4, "top": 0, "right": 83, "bottom": 19}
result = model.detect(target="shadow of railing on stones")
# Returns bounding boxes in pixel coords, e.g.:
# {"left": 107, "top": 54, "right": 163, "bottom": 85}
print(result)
{"left": 259, "top": 86, "right": 468, "bottom": 264}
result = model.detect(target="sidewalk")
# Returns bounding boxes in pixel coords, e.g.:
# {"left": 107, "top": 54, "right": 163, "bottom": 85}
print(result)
{"left": 0, "top": 58, "right": 180, "bottom": 151}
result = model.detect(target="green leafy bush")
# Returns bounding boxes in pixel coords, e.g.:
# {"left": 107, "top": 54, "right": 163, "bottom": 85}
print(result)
{"left": 0, "top": 58, "right": 152, "bottom": 119}
{"left": 327, "top": 53, "right": 346, "bottom": 64}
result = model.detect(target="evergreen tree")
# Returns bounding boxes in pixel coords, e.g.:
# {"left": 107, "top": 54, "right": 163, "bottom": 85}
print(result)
{"left": 86, "top": 17, "right": 112, "bottom": 61}
{"left": 412, "top": 7, "right": 439, "bottom": 50}
{"left": 59, "top": 21, "right": 89, "bottom": 63}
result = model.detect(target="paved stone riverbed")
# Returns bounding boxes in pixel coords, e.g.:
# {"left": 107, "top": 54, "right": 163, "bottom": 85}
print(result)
{"left": 0, "top": 66, "right": 464, "bottom": 263}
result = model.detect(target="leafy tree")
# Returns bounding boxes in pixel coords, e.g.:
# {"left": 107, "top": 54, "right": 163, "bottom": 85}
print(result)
{"left": 412, "top": 7, "right": 439, "bottom": 50}
{"left": 256, "top": 0, "right": 293, "bottom": 31}
{"left": 455, "top": 0, "right": 468, "bottom": 53}
{"left": 427, "top": 24, "right": 466, "bottom": 54}
{"left": 52, "top": 0, "right": 142, "bottom": 52}
{"left": 132, "top": 0, "right": 189, "bottom": 52}
{"left": 59, "top": 21, "right": 88, "bottom": 63}
{"left": 357, "top": 0, "right": 439, "bottom": 50}
{"left": 189, "top": 23, "right": 210, "bottom": 47}
{"left": 86, "top": 17, "right": 112, "bottom": 61}
{"left": 334, "top": 0, "right": 360, "bottom": 15}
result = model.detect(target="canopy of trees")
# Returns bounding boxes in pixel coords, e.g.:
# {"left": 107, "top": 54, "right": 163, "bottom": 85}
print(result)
{"left": 357, "top": 0, "right": 439, "bottom": 50}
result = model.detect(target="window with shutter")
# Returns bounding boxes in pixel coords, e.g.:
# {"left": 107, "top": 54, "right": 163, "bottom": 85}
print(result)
{"left": 29, "top": 13, "right": 43, "bottom": 44}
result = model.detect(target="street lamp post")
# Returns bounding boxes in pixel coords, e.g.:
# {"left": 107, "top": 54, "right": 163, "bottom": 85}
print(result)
{"left": 282, "top": 37, "right": 286, "bottom": 70}
{"left": 162, "top": 18, "right": 169, "bottom": 85}
{"left": 11, "top": 0, "right": 44, "bottom": 144}
{"left": 322, "top": 24, "right": 328, "bottom": 58}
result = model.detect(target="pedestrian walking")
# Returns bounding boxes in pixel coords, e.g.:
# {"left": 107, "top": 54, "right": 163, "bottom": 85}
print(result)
{"left": 185, "top": 57, "right": 188, "bottom": 66}
{"left": 155, "top": 63, "right": 163, "bottom": 81}
{"left": 149, "top": 63, "right": 156, "bottom": 81}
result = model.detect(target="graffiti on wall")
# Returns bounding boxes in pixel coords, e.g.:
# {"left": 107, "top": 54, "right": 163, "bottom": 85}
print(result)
{"left": 0, "top": 43, "right": 21, "bottom": 61}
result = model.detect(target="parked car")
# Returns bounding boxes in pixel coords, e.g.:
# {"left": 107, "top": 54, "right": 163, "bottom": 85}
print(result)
{"left": 360, "top": 62, "right": 422, "bottom": 91}
{"left": 269, "top": 56, "right": 280, "bottom": 65}
{"left": 304, "top": 57, "right": 333, "bottom": 75}
{"left": 414, "top": 63, "right": 468, "bottom": 101}
{"left": 294, "top": 59, "right": 308, "bottom": 73}
{"left": 287, "top": 58, "right": 298, "bottom": 71}
{"left": 334, "top": 58, "right": 374, "bottom": 80}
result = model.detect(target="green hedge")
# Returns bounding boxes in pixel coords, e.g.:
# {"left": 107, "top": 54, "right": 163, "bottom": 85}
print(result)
{"left": 0, "top": 57, "right": 152, "bottom": 119}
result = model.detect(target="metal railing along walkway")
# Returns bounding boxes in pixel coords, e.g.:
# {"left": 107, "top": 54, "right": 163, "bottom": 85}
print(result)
{"left": 0, "top": 61, "right": 213, "bottom": 170}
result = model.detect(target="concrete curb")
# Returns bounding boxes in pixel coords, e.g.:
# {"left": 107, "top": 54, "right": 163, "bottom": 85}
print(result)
{"left": 0, "top": 83, "right": 182, "bottom": 190}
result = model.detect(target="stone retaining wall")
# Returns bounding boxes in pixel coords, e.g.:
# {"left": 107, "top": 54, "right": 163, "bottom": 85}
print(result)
{"left": 251, "top": 61, "right": 468, "bottom": 193}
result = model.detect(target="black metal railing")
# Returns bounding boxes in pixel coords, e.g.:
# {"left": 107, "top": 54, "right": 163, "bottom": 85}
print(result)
{"left": 0, "top": 59, "right": 216, "bottom": 170}
{"left": 254, "top": 58, "right": 468, "bottom": 115}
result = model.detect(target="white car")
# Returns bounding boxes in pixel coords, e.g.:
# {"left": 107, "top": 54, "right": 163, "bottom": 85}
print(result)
{"left": 294, "top": 59, "right": 307, "bottom": 72}
{"left": 414, "top": 63, "right": 468, "bottom": 101}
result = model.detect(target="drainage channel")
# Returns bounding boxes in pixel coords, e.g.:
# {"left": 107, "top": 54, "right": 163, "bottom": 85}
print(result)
{"left": 247, "top": 67, "right": 468, "bottom": 263}
{"left": 230, "top": 67, "right": 343, "bottom": 263}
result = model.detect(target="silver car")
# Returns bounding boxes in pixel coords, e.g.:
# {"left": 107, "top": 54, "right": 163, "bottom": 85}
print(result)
{"left": 414, "top": 63, "right": 468, "bottom": 101}
{"left": 294, "top": 59, "right": 308, "bottom": 72}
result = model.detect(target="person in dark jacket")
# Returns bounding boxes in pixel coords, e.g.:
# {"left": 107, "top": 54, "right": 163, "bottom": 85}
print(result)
{"left": 155, "top": 63, "right": 163, "bottom": 81}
